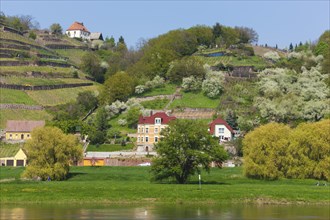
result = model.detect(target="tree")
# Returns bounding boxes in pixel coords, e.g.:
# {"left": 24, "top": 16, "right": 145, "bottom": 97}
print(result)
{"left": 80, "top": 52, "right": 104, "bottom": 83}
{"left": 151, "top": 120, "right": 228, "bottom": 184}
{"left": 286, "top": 120, "right": 330, "bottom": 181}
{"left": 22, "top": 127, "right": 83, "bottom": 180}
{"left": 243, "top": 123, "right": 291, "bottom": 180}
{"left": 76, "top": 91, "right": 98, "bottom": 111}
{"left": 100, "top": 71, "right": 135, "bottom": 104}
{"left": 50, "top": 23, "right": 63, "bottom": 35}
{"left": 166, "top": 57, "right": 206, "bottom": 84}
{"left": 235, "top": 26, "right": 258, "bottom": 44}
{"left": 126, "top": 107, "right": 141, "bottom": 128}
{"left": 289, "top": 43, "right": 294, "bottom": 51}
{"left": 212, "top": 22, "right": 223, "bottom": 40}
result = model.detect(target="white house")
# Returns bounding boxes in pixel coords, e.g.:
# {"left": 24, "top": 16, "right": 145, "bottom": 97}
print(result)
{"left": 65, "top": 21, "right": 90, "bottom": 40}
{"left": 209, "top": 118, "right": 234, "bottom": 142}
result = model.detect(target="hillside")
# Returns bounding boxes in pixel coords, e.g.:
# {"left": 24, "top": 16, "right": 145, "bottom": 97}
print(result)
{"left": 0, "top": 27, "right": 100, "bottom": 128}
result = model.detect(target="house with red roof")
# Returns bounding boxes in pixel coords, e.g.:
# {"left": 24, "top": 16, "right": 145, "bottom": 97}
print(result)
{"left": 5, "top": 120, "right": 45, "bottom": 141}
{"left": 209, "top": 117, "right": 234, "bottom": 142}
{"left": 65, "top": 21, "right": 90, "bottom": 40}
{"left": 137, "top": 112, "right": 176, "bottom": 152}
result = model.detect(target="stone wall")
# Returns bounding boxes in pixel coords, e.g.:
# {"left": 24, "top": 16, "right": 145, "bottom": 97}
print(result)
{"left": 0, "top": 103, "right": 44, "bottom": 110}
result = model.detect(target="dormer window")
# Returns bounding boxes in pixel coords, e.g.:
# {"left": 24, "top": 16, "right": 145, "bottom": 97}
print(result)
{"left": 155, "top": 118, "right": 161, "bottom": 125}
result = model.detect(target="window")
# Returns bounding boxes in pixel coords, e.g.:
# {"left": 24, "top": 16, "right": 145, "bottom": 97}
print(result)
{"left": 27, "top": 134, "right": 30, "bottom": 138}
{"left": 220, "top": 135, "right": 224, "bottom": 140}
{"left": 155, "top": 118, "right": 161, "bottom": 125}
{"left": 154, "top": 128, "right": 158, "bottom": 133}
{"left": 219, "top": 128, "right": 224, "bottom": 133}
{"left": 145, "top": 128, "right": 149, "bottom": 133}
{"left": 141, "top": 128, "right": 144, "bottom": 133}
{"left": 138, "top": 137, "right": 140, "bottom": 142}
{"left": 141, "top": 137, "right": 144, "bottom": 142}
{"left": 145, "top": 137, "right": 149, "bottom": 142}
{"left": 155, "top": 137, "right": 158, "bottom": 142}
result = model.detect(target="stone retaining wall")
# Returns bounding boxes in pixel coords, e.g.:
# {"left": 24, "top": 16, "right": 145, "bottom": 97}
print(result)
{"left": 0, "top": 103, "right": 44, "bottom": 110}
{"left": 0, "top": 43, "right": 30, "bottom": 50}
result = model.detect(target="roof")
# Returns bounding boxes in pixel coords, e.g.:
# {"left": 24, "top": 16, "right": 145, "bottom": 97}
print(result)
{"left": 138, "top": 112, "right": 176, "bottom": 125}
{"left": 0, "top": 144, "right": 22, "bottom": 158}
{"left": 89, "top": 32, "right": 103, "bottom": 41}
{"left": 209, "top": 118, "right": 234, "bottom": 134}
{"left": 66, "top": 21, "right": 90, "bottom": 32}
{"left": 6, "top": 120, "right": 45, "bottom": 132}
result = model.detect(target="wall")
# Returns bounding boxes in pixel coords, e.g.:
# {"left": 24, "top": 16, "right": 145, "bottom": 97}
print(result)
{"left": 6, "top": 132, "right": 31, "bottom": 140}
{"left": 214, "top": 124, "right": 233, "bottom": 140}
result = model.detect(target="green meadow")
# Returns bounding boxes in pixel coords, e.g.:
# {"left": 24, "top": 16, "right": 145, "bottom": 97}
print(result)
{"left": 0, "top": 166, "right": 328, "bottom": 205}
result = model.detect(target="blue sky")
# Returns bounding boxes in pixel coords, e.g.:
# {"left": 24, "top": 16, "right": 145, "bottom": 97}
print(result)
{"left": 1, "top": 0, "right": 329, "bottom": 49}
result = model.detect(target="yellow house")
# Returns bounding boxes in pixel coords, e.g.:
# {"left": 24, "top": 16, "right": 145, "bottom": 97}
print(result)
{"left": 0, "top": 144, "right": 27, "bottom": 166}
{"left": 137, "top": 112, "right": 176, "bottom": 152}
{"left": 5, "top": 120, "right": 45, "bottom": 141}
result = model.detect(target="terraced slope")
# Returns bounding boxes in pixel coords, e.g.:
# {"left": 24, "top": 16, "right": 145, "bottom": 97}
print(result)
{"left": 0, "top": 29, "right": 99, "bottom": 128}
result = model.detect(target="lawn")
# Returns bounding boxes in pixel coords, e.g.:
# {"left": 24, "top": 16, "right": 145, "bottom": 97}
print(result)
{"left": 0, "top": 166, "right": 329, "bottom": 204}
{"left": 170, "top": 91, "right": 219, "bottom": 109}
{"left": 26, "top": 85, "right": 100, "bottom": 106}
{"left": 0, "top": 88, "right": 37, "bottom": 105}
{"left": 139, "top": 84, "right": 177, "bottom": 97}
{"left": 141, "top": 98, "right": 169, "bottom": 110}
{"left": 87, "top": 143, "right": 135, "bottom": 152}
{"left": 0, "top": 109, "right": 52, "bottom": 129}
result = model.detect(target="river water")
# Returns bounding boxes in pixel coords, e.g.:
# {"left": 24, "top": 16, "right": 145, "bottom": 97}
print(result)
{"left": 1, "top": 204, "right": 329, "bottom": 220}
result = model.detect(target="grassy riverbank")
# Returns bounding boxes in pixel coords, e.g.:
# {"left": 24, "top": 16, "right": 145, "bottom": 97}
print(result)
{"left": 0, "top": 166, "right": 329, "bottom": 205}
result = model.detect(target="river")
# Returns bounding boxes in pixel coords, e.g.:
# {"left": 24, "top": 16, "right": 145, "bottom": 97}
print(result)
{"left": 1, "top": 204, "right": 329, "bottom": 220}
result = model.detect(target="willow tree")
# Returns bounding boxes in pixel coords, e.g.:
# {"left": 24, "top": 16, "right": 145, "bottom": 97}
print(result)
{"left": 22, "top": 127, "right": 83, "bottom": 180}
{"left": 151, "top": 120, "right": 228, "bottom": 184}
{"left": 243, "top": 123, "right": 291, "bottom": 180}
{"left": 286, "top": 120, "right": 330, "bottom": 180}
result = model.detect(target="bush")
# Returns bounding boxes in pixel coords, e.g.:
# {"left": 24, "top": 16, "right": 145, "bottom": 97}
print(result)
{"left": 181, "top": 76, "right": 201, "bottom": 92}
{"left": 135, "top": 85, "right": 145, "bottom": 94}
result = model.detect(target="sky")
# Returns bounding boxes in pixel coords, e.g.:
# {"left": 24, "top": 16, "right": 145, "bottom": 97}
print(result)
{"left": 1, "top": 0, "right": 329, "bottom": 49}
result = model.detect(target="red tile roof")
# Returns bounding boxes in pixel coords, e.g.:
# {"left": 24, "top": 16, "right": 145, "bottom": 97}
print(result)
{"left": 6, "top": 120, "right": 45, "bottom": 132}
{"left": 209, "top": 118, "right": 234, "bottom": 134}
{"left": 138, "top": 112, "right": 176, "bottom": 125}
{"left": 66, "top": 21, "right": 90, "bottom": 32}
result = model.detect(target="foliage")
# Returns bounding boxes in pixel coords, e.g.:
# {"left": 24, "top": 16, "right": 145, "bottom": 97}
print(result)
{"left": 243, "top": 123, "right": 291, "bottom": 180}
{"left": 118, "top": 119, "right": 127, "bottom": 126}
{"left": 50, "top": 23, "right": 63, "bottom": 35}
{"left": 126, "top": 107, "right": 141, "bottom": 128}
{"left": 286, "top": 120, "right": 330, "bottom": 180}
{"left": 225, "top": 110, "right": 239, "bottom": 130}
{"left": 263, "top": 51, "right": 280, "bottom": 62}
{"left": 167, "top": 57, "right": 206, "bottom": 83}
{"left": 76, "top": 91, "right": 98, "bottom": 111}
{"left": 314, "top": 30, "right": 330, "bottom": 74}
{"left": 201, "top": 69, "right": 224, "bottom": 98}
{"left": 80, "top": 52, "right": 104, "bottom": 83}
{"left": 100, "top": 71, "right": 135, "bottom": 104}
{"left": 135, "top": 85, "right": 146, "bottom": 94}
{"left": 1, "top": 13, "right": 39, "bottom": 31}
{"left": 151, "top": 120, "right": 228, "bottom": 184}
{"left": 28, "top": 31, "right": 36, "bottom": 40}
{"left": 22, "top": 127, "right": 82, "bottom": 180}
{"left": 235, "top": 26, "right": 258, "bottom": 44}
{"left": 243, "top": 120, "right": 330, "bottom": 180}
{"left": 94, "top": 107, "right": 108, "bottom": 132}
{"left": 89, "top": 130, "right": 106, "bottom": 145}
{"left": 181, "top": 76, "right": 201, "bottom": 92}
{"left": 255, "top": 67, "right": 329, "bottom": 123}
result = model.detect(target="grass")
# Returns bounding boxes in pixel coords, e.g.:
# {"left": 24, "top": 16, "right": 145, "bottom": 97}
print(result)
{"left": 0, "top": 31, "right": 41, "bottom": 47}
{"left": 25, "top": 85, "right": 100, "bottom": 106}
{"left": 0, "top": 166, "right": 329, "bottom": 204}
{"left": 87, "top": 143, "right": 135, "bottom": 152}
{"left": 141, "top": 98, "right": 169, "bottom": 110}
{"left": 139, "top": 84, "right": 177, "bottom": 97}
{"left": 108, "top": 114, "right": 137, "bottom": 135}
{"left": 0, "top": 88, "right": 37, "bottom": 105}
{"left": 1, "top": 76, "right": 92, "bottom": 86}
{"left": 0, "top": 66, "right": 74, "bottom": 77}
{"left": 0, "top": 109, "right": 52, "bottom": 129}
{"left": 170, "top": 91, "right": 219, "bottom": 109}
{"left": 55, "top": 49, "right": 87, "bottom": 66}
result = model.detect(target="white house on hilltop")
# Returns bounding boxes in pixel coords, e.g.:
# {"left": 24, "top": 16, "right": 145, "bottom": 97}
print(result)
{"left": 66, "top": 21, "right": 90, "bottom": 40}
